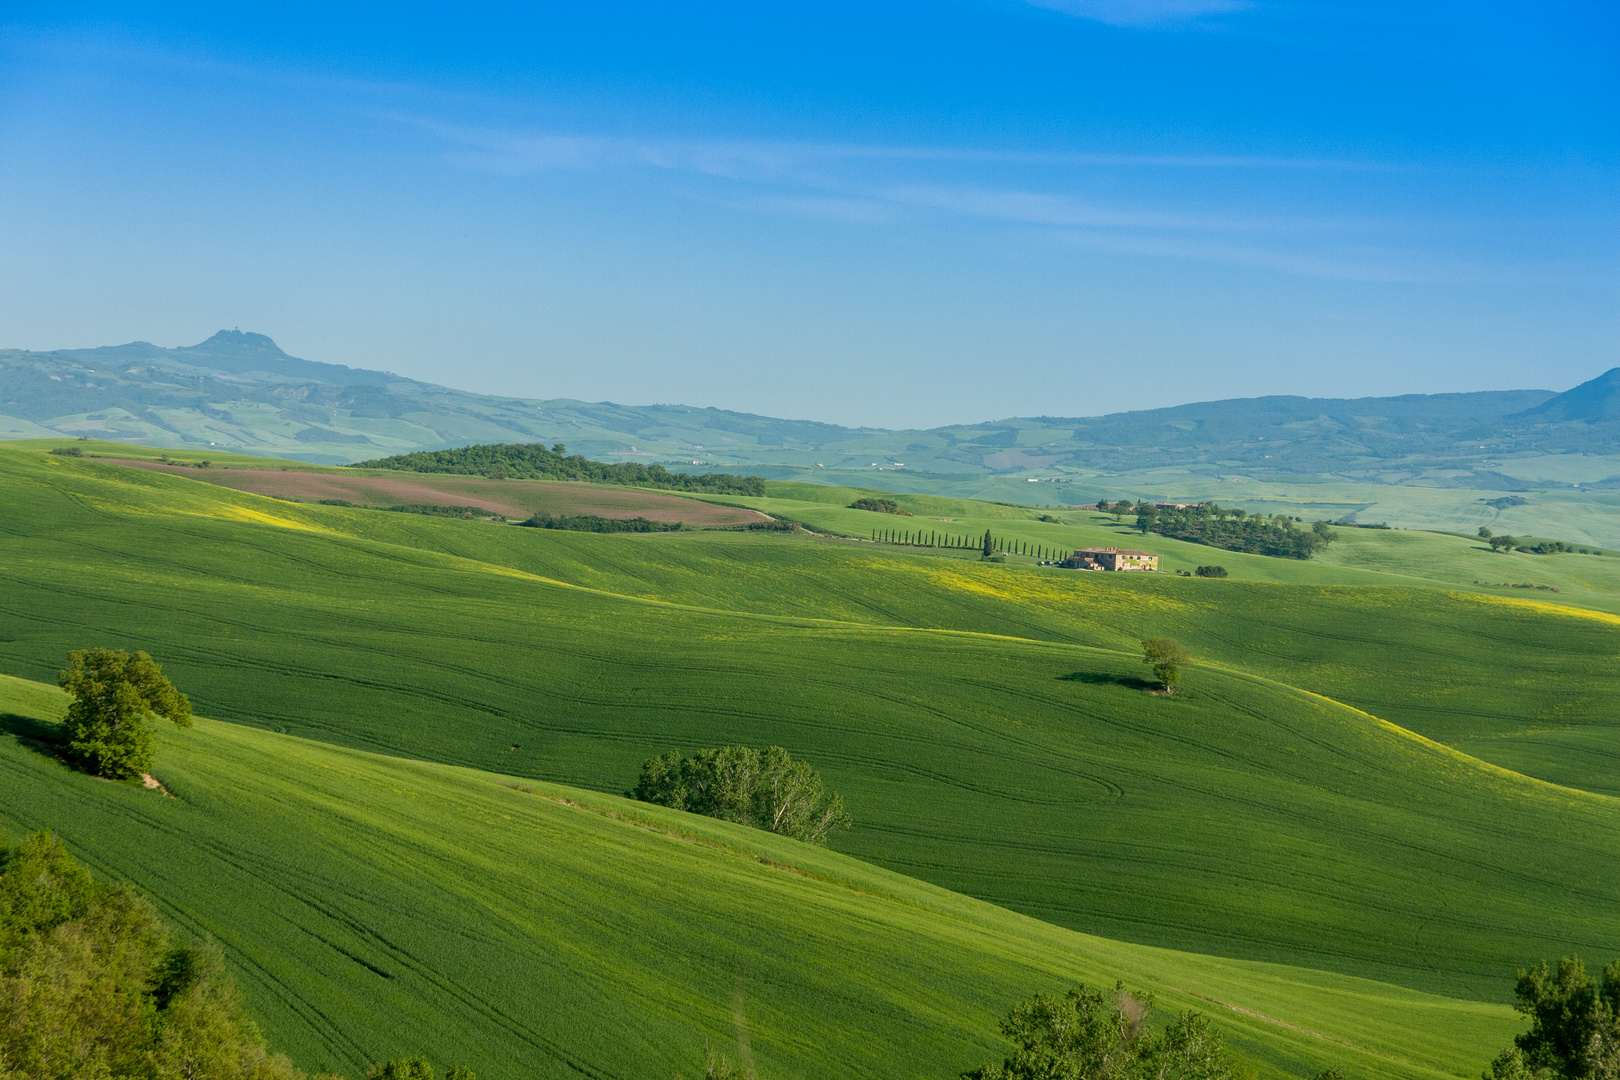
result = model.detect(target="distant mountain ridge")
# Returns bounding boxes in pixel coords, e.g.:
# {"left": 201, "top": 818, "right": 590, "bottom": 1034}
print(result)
{"left": 1513, "top": 367, "right": 1620, "bottom": 424}
{"left": 3, "top": 330, "right": 1618, "bottom": 493}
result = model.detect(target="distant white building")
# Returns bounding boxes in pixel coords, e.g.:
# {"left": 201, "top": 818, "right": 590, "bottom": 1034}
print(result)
{"left": 1067, "top": 547, "right": 1159, "bottom": 572}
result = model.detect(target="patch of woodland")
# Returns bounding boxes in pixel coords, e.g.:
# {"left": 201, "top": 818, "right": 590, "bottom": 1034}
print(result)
{"left": 352, "top": 443, "right": 766, "bottom": 496}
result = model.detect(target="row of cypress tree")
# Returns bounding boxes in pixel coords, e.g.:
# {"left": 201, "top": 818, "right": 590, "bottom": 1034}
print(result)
{"left": 868, "top": 527, "right": 1067, "bottom": 561}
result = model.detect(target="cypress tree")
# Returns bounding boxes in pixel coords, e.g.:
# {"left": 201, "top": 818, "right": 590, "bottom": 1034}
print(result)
{"left": 982, "top": 529, "right": 993, "bottom": 556}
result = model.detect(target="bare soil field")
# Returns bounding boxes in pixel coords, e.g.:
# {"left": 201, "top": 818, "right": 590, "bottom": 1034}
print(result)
{"left": 104, "top": 460, "right": 770, "bottom": 526}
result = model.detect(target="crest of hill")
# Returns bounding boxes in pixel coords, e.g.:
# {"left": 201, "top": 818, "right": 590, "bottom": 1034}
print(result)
{"left": 4, "top": 329, "right": 1619, "bottom": 484}
{"left": 71, "top": 329, "right": 397, "bottom": 386}
{"left": 1513, "top": 367, "right": 1620, "bottom": 424}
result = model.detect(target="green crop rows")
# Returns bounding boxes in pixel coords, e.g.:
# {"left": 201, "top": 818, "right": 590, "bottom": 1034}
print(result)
{"left": 0, "top": 678, "right": 1514, "bottom": 1080}
{"left": 0, "top": 446, "right": 1615, "bottom": 1077}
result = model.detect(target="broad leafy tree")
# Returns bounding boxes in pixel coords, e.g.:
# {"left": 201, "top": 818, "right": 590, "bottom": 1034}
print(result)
{"left": 59, "top": 649, "right": 192, "bottom": 779}
{"left": 1485, "top": 956, "right": 1620, "bottom": 1080}
{"left": 1141, "top": 639, "right": 1191, "bottom": 692}
{"left": 0, "top": 830, "right": 334, "bottom": 1080}
{"left": 634, "top": 745, "right": 851, "bottom": 845}
{"left": 960, "top": 983, "right": 1233, "bottom": 1080}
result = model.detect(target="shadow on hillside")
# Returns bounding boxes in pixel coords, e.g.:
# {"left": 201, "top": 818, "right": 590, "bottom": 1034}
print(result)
{"left": 0, "top": 712, "right": 68, "bottom": 762}
{"left": 1058, "top": 671, "right": 1156, "bottom": 691}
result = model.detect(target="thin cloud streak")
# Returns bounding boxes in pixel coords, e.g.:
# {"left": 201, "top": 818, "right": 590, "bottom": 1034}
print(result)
{"left": 387, "top": 114, "right": 1391, "bottom": 174}
{"left": 395, "top": 115, "right": 1571, "bottom": 286}
{"left": 1021, "top": 0, "right": 1253, "bottom": 29}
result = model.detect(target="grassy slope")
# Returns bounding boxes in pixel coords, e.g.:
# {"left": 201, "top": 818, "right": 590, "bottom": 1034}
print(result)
{"left": 0, "top": 676, "right": 1515, "bottom": 1080}
{"left": 1, "top": 448, "right": 1616, "bottom": 1003}
{"left": 732, "top": 482, "right": 1620, "bottom": 612}
{"left": 363, "top": 481, "right": 1620, "bottom": 797}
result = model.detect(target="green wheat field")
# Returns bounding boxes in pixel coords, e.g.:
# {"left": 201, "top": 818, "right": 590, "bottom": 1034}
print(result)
{"left": 3, "top": 442, "right": 1617, "bottom": 1078}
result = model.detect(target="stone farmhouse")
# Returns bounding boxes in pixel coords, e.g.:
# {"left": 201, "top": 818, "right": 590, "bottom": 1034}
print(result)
{"left": 1066, "top": 547, "right": 1160, "bottom": 572}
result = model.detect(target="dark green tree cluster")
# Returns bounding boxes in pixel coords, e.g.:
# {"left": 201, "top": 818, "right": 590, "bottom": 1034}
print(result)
{"left": 960, "top": 983, "right": 1233, "bottom": 1080}
{"left": 633, "top": 745, "right": 852, "bottom": 845}
{"left": 367, "top": 1057, "right": 474, "bottom": 1080}
{"left": 0, "top": 830, "right": 336, "bottom": 1080}
{"left": 1483, "top": 530, "right": 1590, "bottom": 554}
{"left": 519, "top": 513, "right": 682, "bottom": 533}
{"left": 1485, "top": 956, "right": 1620, "bottom": 1080}
{"left": 59, "top": 649, "right": 192, "bottom": 779}
{"left": 1142, "top": 504, "right": 1334, "bottom": 559}
{"left": 849, "top": 498, "right": 911, "bottom": 515}
{"left": 1193, "top": 566, "right": 1227, "bottom": 578}
{"left": 352, "top": 443, "right": 766, "bottom": 496}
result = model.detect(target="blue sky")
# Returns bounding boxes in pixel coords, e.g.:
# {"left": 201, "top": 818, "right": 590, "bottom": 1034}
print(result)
{"left": 1, "top": 1, "right": 1615, "bottom": 427}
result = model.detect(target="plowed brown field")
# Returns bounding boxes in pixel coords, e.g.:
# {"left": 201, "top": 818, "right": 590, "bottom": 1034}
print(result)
{"left": 105, "top": 460, "right": 770, "bottom": 526}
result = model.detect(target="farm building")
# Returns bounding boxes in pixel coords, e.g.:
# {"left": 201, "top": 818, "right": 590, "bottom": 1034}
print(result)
{"left": 1067, "top": 547, "right": 1160, "bottom": 572}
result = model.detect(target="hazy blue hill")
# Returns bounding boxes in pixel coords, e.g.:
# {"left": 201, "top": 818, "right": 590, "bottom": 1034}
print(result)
{"left": 1514, "top": 367, "right": 1620, "bottom": 424}
{"left": 6, "top": 330, "right": 1620, "bottom": 498}
{"left": 70, "top": 329, "right": 399, "bottom": 386}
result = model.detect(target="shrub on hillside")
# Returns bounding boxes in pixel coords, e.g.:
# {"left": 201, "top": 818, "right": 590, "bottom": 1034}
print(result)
{"left": 47, "top": 446, "right": 83, "bottom": 457}
{"left": 1485, "top": 955, "right": 1620, "bottom": 1080}
{"left": 677, "top": 1048, "right": 754, "bottom": 1080}
{"left": 0, "top": 830, "right": 335, "bottom": 1080}
{"left": 59, "top": 648, "right": 192, "bottom": 779}
{"left": 633, "top": 745, "right": 851, "bottom": 845}
{"left": 368, "top": 1058, "right": 475, "bottom": 1080}
{"left": 520, "top": 513, "right": 682, "bottom": 533}
{"left": 959, "top": 983, "right": 1233, "bottom": 1080}
{"left": 1194, "top": 565, "right": 1228, "bottom": 578}
{"left": 385, "top": 504, "right": 505, "bottom": 520}
{"left": 849, "top": 498, "right": 911, "bottom": 515}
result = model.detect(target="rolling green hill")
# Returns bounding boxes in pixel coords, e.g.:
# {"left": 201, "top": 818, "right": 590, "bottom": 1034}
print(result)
{"left": 0, "top": 444, "right": 1616, "bottom": 1013}
{"left": 0, "top": 675, "right": 1517, "bottom": 1080}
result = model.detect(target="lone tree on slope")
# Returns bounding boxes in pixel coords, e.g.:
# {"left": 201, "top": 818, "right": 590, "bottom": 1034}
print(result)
{"left": 59, "top": 648, "right": 192, "bottom": 779}
{"left": 1141, "top": 638, "right": 1190, "bottom": 693}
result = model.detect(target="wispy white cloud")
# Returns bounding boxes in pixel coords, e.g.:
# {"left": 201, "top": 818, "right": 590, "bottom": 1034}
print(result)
{"left": 387, "top": 115, "right": 1545, "bottom": 285}
{"left": 876, "top": 183, "right": 1291, "bottom": 232}
{"left": 1021, "top": 0, "right": 1253, "bottom": 28}
{"left": 388, "top": 114, "right": 1382, "bottom": 175}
